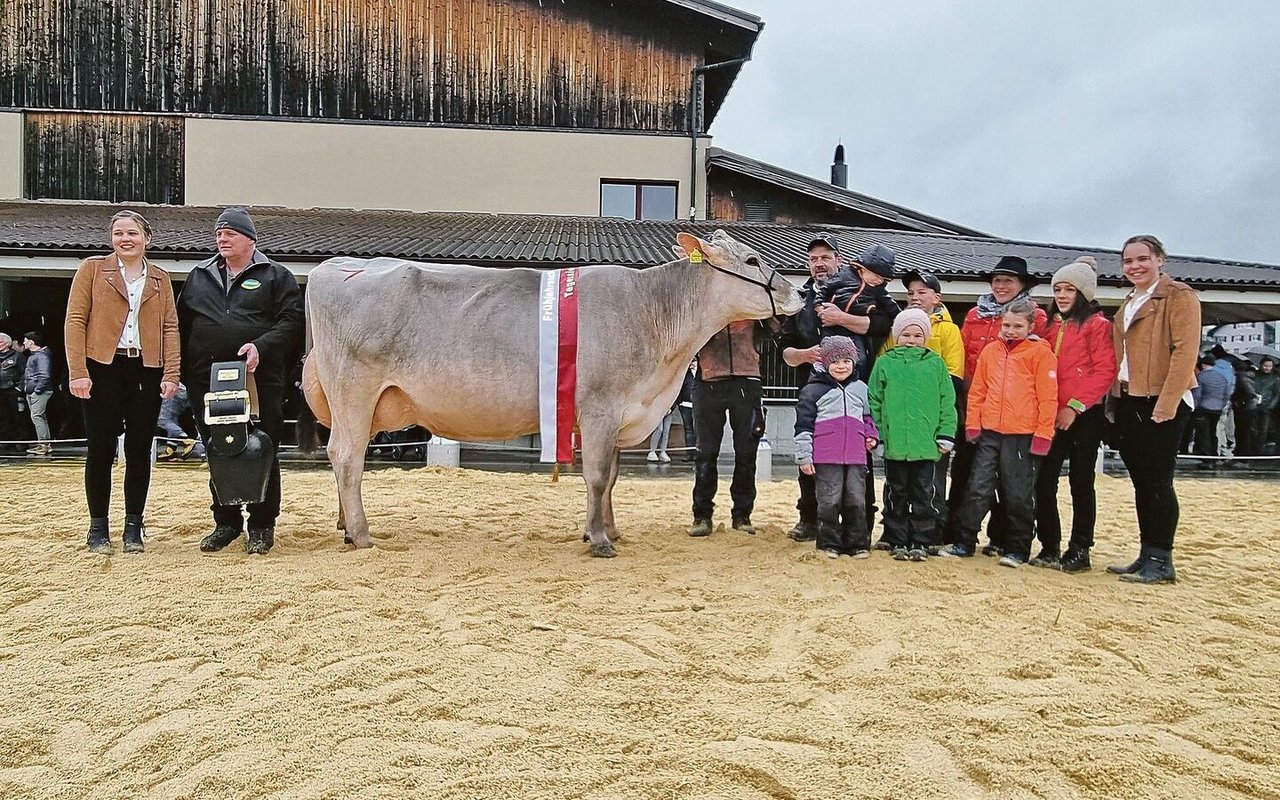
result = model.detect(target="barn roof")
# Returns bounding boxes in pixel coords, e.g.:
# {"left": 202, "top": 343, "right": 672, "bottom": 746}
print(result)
{"left": 3, "top": 200, "right": 1277, "bottom": 292}
{"left": 707, "top": 148, "right": 989, "bottom": 237}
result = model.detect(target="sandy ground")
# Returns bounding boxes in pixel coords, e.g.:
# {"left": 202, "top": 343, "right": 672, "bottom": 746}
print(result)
{"left": 2, "top": 463, "right": 1278, "bottom": 800}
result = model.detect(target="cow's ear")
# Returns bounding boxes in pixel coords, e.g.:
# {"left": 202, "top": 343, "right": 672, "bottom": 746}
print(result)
{"left": 675, "top": 232, "right": 705, "bottom": 262}
{"left": 671, "top": 244, "right": 687, "bottom": 259}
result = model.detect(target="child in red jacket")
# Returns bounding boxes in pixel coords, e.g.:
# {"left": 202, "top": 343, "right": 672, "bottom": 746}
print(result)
{"left": 1031, "top": 258, "right": 1117, "bottom": 573}
{"left": 943, "top": 298, "right": 1058, "bottom": 566}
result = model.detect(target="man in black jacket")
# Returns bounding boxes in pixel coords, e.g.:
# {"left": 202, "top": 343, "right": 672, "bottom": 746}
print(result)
{"left": 178, "top": 207, "right": 304, "bottom": 555}
{"left": 778, "top": 235, "right": 900, "bottom": 541}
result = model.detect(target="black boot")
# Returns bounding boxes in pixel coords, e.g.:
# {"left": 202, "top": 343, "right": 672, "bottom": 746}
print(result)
{"left": 1119, "top": 547, "right": 1176, "bottom": 584}
{"left": 246, "top": 527, "right": 275, "bottom": 555}
{"left": 122, "top": 514, "right": 145, "bottom": 554}
{"left": 786, "top": 519, "right": 817, "bottom": 542}
{"left": 86, "top": 517, "right": 112, "bottom": 556}
{"left": 200, "top": 525, "right": 243, "bottom": 552}
{"left": 1060, "top": 548, "right": 1091, "bottom": 574}
{"left": 815, "top": 521, "right": 843, "bottom": 556}
{"left": 688, "top": 518, "right": 713, "bottom": 538}
{"left": 1106, "top": 545, "right": 1149, "bottom": 575}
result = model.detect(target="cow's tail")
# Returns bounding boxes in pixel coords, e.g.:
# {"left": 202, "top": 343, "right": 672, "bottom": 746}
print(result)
{"left": 296, "top": 355, "right": 329, "bottom": 455}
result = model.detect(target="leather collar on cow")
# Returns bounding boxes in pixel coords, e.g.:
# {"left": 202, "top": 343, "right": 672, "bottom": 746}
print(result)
{"left": 704, "top": 258, "right": 785, "bottom": 318}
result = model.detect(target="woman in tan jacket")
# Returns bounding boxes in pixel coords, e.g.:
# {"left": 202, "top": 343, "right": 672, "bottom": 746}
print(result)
{"left": 1109, "top": 234, "right": 1200, "bottom": 584}
{"left": 64, "top": 211, "right": 180, "bottom": 555}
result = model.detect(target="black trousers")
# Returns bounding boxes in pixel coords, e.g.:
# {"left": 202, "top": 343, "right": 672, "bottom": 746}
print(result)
{"left": 1188, "top": 409, "right": 1221, "bottom": 457}
{"left": 814, "top": 463, "right": 869, "bottom": 553}
{"left": 191, "top": 380, "right": 285, "bottom": 530}
{"left": 691, "top": 377, "right": 762, "bottom": 521}
{"left": 1034, "top": 405, "right": 1103, "bottom": 553}
{"left": 0, "top": 386, "right": 22, "bottom": 451}
{"left": 678, "top": 405, "right": 696, "bottom": 452}
{"left": 1113, "top": 394, "right": 1191, "bottom": 552}
{"left": 798, "top": 452, "right": 878, "bottom": 530}
{"left": 82, "top": 356, "right": 163, "bottom": 518}
{"left": 931, "top": 452, "right": 951, "bottom": 545}
{"left": 883, "top": 459, "right": 938, "bottom": 549}
{"left": 1233, "top": 405, "right": 1257, "bottom": 456}
{"left": 955, "top": 432, "right": 1039, "bottom": 558}
{"left": 944, "top": 438, "right": 1007, "bottom": 547}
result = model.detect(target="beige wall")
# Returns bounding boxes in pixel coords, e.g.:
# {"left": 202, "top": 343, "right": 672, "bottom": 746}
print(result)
{"left": 0, "top": 112, "right": 22, "bottom": 199}
{"left": 185, "top": 118, "right": 708, "bottom": 218}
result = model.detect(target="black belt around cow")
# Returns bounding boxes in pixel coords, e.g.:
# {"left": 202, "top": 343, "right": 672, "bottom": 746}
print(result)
{"left": 203, "top": 361, "right": 273, "bottom": 506}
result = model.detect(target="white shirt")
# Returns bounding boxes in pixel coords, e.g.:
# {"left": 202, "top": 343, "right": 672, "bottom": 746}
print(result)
{"left": 116, "top": 261, "right": 146, "bottom": 350}
{"left": 1117, "top": 283, "right": 1157, "bottom": 382}
{"left": 1118, "top": 280, "right": 1194, "bottom": 410}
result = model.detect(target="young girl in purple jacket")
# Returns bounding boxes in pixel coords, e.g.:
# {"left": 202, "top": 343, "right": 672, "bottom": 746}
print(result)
{"left": 794, "top": 337, "right": 880, "bottom": 558}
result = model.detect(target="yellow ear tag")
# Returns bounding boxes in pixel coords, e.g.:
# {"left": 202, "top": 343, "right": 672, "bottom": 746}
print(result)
{"left": 688, "top": 249, "right": 703, "bottom": 263}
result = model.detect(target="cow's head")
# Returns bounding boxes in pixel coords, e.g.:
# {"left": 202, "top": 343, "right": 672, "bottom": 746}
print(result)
{"left": 674, "top": 230, "right": 804, "bottom": 317}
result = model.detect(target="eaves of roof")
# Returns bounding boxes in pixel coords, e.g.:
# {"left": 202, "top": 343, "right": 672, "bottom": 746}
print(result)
{"left": 707, "top": 147, "right": 989, "bottom": 238}
{"left": 1, "top": 200, "right": 1278, "bottom": 291}
{"left": 662, "top": 0, "right": 762, "bottom": 31}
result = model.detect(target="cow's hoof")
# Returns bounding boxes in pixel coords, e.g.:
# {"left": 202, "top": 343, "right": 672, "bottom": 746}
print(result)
{"left": 342, "top": 534, "right": 353, "bottom": 546}
{"left": 590, "top": 540, "right": 617, "bottom": 558}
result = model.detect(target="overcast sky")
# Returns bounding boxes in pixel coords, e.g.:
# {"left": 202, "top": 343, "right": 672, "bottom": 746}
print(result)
{"left": 711, "top": 0, "right": 1280, "bottom": 265}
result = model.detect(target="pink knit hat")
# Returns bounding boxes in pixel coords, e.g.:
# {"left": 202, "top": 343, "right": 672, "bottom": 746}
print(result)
{"left": 892, "top": 308, "right": 931, "bottom": 340}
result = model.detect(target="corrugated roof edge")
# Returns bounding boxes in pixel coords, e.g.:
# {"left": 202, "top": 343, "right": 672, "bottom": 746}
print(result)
{"left": 1, "top": 200, "right": 1278, "bottom": 288}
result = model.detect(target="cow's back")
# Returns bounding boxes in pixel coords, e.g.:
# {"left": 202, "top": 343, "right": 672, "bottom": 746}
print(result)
{"left": 306, "top": 257, "right": 549, "bottom": 439}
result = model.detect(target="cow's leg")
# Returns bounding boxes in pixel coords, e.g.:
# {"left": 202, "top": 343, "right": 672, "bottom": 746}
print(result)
{"left": 326, "top": 400, "right": 378, "bottom": 549}
{"left": 603, "top": 447, "right": 621, "bottom": 542}
{"left": 579, "top": 427, "right": 619, "bottom": 558}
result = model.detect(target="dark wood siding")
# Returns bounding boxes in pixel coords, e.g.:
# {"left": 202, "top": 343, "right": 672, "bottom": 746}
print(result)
{"left": 0, "top": 0, "right": 702, "bottom": 132}
{"left": 24, "top": 112, "right": 185, "bottom": 204}
{"left": 709, "top": 169, "right": 918, "bottom": 231}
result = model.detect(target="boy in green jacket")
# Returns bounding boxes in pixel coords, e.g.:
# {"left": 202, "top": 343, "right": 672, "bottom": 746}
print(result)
{"left": 868, "top": 309, "right": 957, "bottom": 561}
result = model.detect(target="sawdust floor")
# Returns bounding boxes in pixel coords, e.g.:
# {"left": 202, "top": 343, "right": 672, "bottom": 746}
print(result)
{"left": 2, "top": 464, "right": 1277, "bottom": 800}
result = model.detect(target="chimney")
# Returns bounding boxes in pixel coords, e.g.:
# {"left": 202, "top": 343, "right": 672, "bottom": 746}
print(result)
{"left": 831, "top": 143, "right": 848, "bottom": 188}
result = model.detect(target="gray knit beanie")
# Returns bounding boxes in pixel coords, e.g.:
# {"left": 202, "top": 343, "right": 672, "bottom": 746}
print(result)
{"left": 820, "top": 336, "right": 860, "bottom": 368}
{"left": 215, "top": 207, "right": 258, "bottom": 241}
{"left": 1052, "top": 256, "right": 1098, "bottom": 301}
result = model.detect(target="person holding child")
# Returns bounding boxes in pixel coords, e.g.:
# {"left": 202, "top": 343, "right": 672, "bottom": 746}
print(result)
{"left": 793, "top": 336, "right": 879, "bottom": 558}
{"left": 1030, "top": 257, "right": 1117, "bottom": 573}
{"left": 943, "top": 298, "right": 1057, "bottom": 566}
{"left": 868, "top": 309, "right": 957, "bottom": 561}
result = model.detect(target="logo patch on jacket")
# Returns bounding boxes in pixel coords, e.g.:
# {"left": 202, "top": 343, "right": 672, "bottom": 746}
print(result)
{"left": 241, "top": 279, "right": 262, "bottom": 290}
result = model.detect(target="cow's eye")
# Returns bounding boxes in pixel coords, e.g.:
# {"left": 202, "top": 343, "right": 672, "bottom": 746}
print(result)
{"left": 745, "top": 257, "right": 760, "bottom": 267}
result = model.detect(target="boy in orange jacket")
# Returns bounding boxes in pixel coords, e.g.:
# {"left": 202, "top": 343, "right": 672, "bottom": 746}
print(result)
{"left": 942, "top": 298, "right": 1058, "bottom": 566}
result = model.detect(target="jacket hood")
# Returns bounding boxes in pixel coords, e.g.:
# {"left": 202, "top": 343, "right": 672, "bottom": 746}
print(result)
{"left": 929, "top": 303, "right": 955, "bottom": 323}
{"left": 883, "top": 344, "right": 935, "bottom": 363}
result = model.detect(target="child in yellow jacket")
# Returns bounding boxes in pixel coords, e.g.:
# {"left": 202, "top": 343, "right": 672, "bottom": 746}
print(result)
{"left": 942, "top": 298, "right": 1058, "bottom": 566}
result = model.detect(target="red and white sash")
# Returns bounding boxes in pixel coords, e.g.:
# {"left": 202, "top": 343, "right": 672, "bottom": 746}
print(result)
{"left": 538, "top": 268, "right": 580, "bottom": 463}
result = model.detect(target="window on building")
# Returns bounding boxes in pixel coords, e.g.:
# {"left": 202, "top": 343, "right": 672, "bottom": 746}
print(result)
{"left": 600, "top": 180, "right": 678, "bottom": 220}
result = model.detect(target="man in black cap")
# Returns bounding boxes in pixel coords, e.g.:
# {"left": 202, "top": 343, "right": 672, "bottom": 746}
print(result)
{"left": 178, "top": 207, "right": 304, "bottom": 555}
{"left": 777, "top": 233, "right": 900, "bottom": 541}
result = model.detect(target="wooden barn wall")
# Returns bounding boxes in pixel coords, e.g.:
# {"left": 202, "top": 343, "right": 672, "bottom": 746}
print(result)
{"left": 24, "top": 112, "right": 185, "bottom": 204}
{"left": 0, "top": 0, "right": 703, "bottom": 131}
{"left": 708, "top": 170, "right": 917, "bottom": 231}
